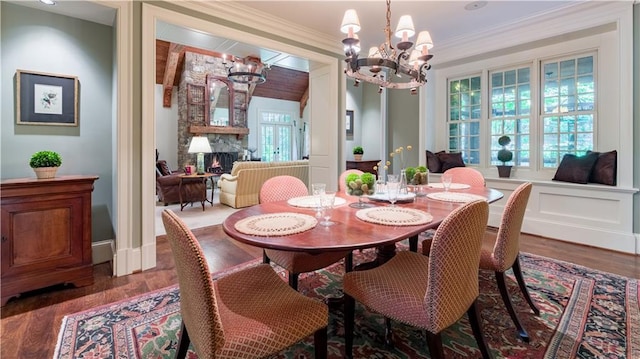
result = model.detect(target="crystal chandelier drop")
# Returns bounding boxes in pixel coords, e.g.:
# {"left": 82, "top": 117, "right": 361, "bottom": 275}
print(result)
{"left": 340, "top": 0, "right": 434, "bottom": 94}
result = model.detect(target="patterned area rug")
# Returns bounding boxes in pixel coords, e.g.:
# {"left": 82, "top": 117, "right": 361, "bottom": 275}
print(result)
{"left": 54, "top": 245, "right": 639, "bottom": 359}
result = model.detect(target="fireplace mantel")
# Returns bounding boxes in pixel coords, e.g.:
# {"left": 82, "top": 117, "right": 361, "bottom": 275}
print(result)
{"left": 189, "top": 125, "right": 249, "bottom": 139}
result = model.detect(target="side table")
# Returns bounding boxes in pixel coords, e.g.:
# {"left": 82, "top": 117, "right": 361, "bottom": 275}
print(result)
{"left": 178, "top": 173, "right": 214, "bottom": 211}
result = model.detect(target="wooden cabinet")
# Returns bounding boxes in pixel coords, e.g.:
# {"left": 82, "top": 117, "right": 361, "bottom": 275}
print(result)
{"left": 346, "top": 160, "right": 380, "bottom": 174}
{"left": 1, "top": 175, "right": 98, "bottom": 306}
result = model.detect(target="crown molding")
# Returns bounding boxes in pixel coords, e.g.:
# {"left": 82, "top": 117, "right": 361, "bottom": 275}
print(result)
{"left": 433, "top": 1, "right": 631, "bottom": 65}
{"left": 175, "top": 0, "right": 343, "bottom": 57}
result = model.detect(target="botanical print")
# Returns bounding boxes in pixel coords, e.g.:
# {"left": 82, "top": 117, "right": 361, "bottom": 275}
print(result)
{"left": 34, "top": 84, "right": 63, "bottom": 115}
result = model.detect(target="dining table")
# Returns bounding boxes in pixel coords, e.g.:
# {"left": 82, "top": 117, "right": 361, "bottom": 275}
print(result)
{"left": 222, "top": 184, "right": 504, "bottom": 269}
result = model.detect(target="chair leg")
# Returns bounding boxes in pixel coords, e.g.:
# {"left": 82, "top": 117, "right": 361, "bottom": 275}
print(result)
{"left": 512, "top": 256, "right": 540, "bottom": 315}
{"left": 313, "top": 326, "right": 328, "bottom": 359}
{"left": 288, "top": 272, "right": 299, "bottom": 290}
{"left": 495, "top": 271, "right": 530, "bottom": 343}
{"left": 176, "top": 322, "right": 190, "bottom": 359}
{"left": 262, "top": 250, "right": 270, "bottom": 264}
{"left": 425, "top": 331, "right": 444, "bottom": 359}
{"left": 467, "top": 300, "right": 493, "bottom": 359}
{"left": 344, "top": 294, "right": 356, "bottom": 359}
{"left": 384, "top": 317, "right": 394, "bottom": 348}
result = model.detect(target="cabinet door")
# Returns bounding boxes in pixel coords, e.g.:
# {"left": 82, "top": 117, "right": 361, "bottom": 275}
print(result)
{"left": 1, "top": 198, "right": 84, "bottom": 278}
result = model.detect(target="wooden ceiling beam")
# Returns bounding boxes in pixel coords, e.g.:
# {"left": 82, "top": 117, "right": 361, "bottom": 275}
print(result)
{"left": 299, "top": 87, "right": 309, "bottom": 118}
{"left": 162, "top": 42, "right": 184, "bottom": 107}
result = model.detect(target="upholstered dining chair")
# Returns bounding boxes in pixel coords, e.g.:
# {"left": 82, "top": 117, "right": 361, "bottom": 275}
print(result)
{"left": 260, "top": 175, "right": 352, "bottom": 290}
{"left": 343, "top": 200, "right": 492, "bottom": 359}
{"left": 339, "top": 169, "right": 363, "bottom": 193}
{"left": 422, "top": 182, "right": 538, "bottom": 342}
{"left": 417, "top": 166, "right": 486, "bottom": 248}
{"left": 443, "top": 167, "right": 486, "bottom": 187}
{"left": 161, "top": 209, "right": 328, "bottom": 359}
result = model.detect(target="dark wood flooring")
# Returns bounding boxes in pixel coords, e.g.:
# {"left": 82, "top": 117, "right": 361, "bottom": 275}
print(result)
{"left": 1, "top": 226, "right": 638, "bottom": 359}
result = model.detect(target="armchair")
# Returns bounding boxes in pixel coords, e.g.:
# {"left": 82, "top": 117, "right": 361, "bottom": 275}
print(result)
{"left": 156, "top": 160, "right": 206, "bottom": 206}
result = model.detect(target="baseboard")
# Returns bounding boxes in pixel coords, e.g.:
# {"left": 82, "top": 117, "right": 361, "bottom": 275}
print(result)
{"left": 92, "top": 240, "right": 115, "bottom": 265}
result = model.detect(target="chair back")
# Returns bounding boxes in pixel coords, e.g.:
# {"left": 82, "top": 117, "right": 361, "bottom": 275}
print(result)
{"left": 491, "top": 182, "right": 532, "bottom": 271}
{"left": 443, "top": 167, "right": 485, "bottom": 187}
{"left": 162, "top": 209, "right": 224, "bottom": 358}
{"left": 259, "top": 175, "right": 309, "bottom": 203}
{"left": 425, "top": 200, "right": 489, "bottom": 333}
{"left": 339, "top": 169, "right": 363, "bottom": 193}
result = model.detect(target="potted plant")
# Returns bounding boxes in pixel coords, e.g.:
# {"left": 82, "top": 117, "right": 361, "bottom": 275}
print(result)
{"left": 352, "top": 146, "right": 364, "bottom": 161}
{"left": 497, "top": 135, "right": 513, "bottom": 178}
{"left": 29, "top": 150, "right": 62, "bottom": 179}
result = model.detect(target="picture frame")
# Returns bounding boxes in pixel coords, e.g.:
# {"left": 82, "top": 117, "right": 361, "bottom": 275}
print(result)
{"left": 16, "top": 70, "right": 78, "bottom": 126}
{"left": 346, "top": 109, "right": 354, "bottom": 139}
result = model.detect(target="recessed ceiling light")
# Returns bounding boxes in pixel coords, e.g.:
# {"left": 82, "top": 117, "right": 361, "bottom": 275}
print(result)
{"left": 465, "top": 1, "right": 487, "bottom": 11}
{"left": 40, "top": 0, "right": 57, "bottom": 5}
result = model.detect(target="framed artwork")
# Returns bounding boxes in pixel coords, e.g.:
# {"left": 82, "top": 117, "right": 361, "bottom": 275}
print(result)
{"left": 346, "top": 109, "right": 354, "bottom": 139}
{"left": 16, "top": 70, "right": 78, "bottom": 126}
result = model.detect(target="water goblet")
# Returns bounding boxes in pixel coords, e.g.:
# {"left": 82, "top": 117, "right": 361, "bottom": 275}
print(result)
{"left": 441, "top": 173, "right": 453, "bottom": 192}
{"left": 319, "top": 191, "right": 336, "bottom": 226}
{"left": 387, "top": 181, "right": 399, "bottom": 207}
{"left": 311, "top": 183, "right": 326, "bottom": 217}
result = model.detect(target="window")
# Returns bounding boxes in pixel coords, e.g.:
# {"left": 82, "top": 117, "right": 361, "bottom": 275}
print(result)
{"left": 259, "top": 110, "right": 294, "bottom": 162}
{"left": 446, "top": 52, "right": 596, "bottom": 170}
{"left": 541, "top": 54, "right": 595, "bottom": 167}
{"left": 448, "top": 76, "right": 481, "bottom": 164}
{"left": 489, "top": 67, "right": 531, "bottom": 167}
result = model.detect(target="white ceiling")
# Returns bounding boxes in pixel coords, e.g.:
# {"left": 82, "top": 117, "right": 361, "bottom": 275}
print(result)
{"left": 11, "top": 0, "right": 582, "bottom": 72}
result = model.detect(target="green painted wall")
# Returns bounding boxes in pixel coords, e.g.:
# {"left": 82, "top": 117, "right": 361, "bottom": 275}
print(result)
{"left": 1, "top": 2, "right": 115, "bottom": 242}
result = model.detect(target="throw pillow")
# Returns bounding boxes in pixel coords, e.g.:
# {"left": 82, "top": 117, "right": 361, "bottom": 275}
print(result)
{"left": 437, "top": 152, "right": 466, "bottom": 172}
{"left": 587, "top": 150, "right": 617, "bottom": 186}
{"left": 157, "top": 160, "right": 172, "bottom": 176}
{"left": 426, "top": 150, "right": 444, "bottom": 173}
{"left": 552, "top": 152, "right": 600, "bottom": 184}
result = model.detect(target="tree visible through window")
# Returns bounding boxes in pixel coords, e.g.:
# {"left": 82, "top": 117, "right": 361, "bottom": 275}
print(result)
{"left": 448, "top": 76, "right": 481, "bottom": 164}
{"left": 541, "top": 54, "right": 595, "bottom": 167}
{"left": 489, "top": 67, "right": 531, "bottom": 167}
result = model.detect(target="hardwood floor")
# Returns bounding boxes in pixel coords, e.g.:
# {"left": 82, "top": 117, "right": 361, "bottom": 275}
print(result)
{"left": 1, "top": 226, "right": 638, "bottom": 359}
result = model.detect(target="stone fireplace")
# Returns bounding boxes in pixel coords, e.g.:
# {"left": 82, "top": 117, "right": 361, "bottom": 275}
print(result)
{"left": 205, "top": 152, "right": 238, "bottom": 174}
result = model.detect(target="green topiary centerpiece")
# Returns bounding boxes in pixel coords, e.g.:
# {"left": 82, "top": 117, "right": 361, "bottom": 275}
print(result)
{"left": 346, "top": 172, "right": 375, "bottom": 208}
{"left": 497, "top": 135, "right": 513, "bottom": 178}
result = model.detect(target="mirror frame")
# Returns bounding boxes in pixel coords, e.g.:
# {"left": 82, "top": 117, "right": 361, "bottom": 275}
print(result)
{"left": 206, "top": 75, "right": 235, "bottom": 127}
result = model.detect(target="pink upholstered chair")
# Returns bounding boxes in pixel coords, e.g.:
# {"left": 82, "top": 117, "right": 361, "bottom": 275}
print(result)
{"left": 161, "top": 209, "right": 328, "bottom": 359}
{"left": 443, "top": 167, "right": 486, "bottom": 187}
{"left": 343, "top": 200, "right": 492, "bottom": 359}
{"left": 422, "top": 182, "right": 538, "bottom": 342}
{"left": 339, "top": 169, "right": 363, "bottom": 193}
{"left": 260, "top": 176, "right": 352, "bottom": 290}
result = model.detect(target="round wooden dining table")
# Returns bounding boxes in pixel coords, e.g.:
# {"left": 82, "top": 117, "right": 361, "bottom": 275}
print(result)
{"left": 222, "top": 185, "right": 504, "bottom": 265}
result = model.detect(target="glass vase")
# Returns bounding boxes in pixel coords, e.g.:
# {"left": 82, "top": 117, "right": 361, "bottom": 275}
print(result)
{"left": 399, "top": 169, "right": 408, "bottom": 195}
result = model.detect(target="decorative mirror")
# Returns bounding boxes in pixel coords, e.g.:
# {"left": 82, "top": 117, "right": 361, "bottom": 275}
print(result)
{"left": 206, "top": 75, "right": 235, "bottom": 127}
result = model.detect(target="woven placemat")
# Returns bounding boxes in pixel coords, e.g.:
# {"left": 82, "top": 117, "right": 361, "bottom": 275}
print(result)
{"left": 287, "top": 196, "right": 347, "bottom": 208}
{"left": 428, "top": 183, "right": 471, "bottom": 189}
{"left": 234, "top": 212, "right": 317, "bottom": 236}
{"left": 355, "top": 207, "right": 433, "bottom": 226}
{"left": 426, "top": 192, "right": 487, "bottom": 203}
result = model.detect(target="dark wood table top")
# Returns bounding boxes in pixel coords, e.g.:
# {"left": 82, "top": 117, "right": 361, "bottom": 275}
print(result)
{"left": 222, "top": 186, "right": 503, "bottom": 254}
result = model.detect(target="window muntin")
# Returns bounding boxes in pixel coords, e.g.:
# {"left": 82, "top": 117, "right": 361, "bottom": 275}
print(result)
{"left": 541, "top": 54, "right": 595, "bottom": 167}
{"left": 448, "top": 76, "right": 481, "bottom": 164}
{"left": 489, "top": 67, "right": 531, "bottom": 167}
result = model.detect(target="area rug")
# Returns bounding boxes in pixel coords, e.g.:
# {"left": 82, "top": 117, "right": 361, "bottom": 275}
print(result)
{"left": 54, "top": 246, "right": 639, "bottom": 359}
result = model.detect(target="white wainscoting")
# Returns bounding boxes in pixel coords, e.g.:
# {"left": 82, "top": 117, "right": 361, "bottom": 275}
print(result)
{"left": 484, "top": 178, "right": 638, "bottom": 254}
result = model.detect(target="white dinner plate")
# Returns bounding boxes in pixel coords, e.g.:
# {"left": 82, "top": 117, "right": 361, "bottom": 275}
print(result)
{"left": 368, "top": 192, "right": 416, "bottom": 203}
{"left": 427, "top": 183, "right": 472, "bottom": 190}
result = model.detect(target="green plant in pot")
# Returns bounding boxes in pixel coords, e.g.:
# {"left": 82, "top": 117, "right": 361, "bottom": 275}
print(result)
{"left": 29, "top": 150, "right": 62, "bottom": 179}
{"left": 352, "top": 146, "right": 364, "bottom": 161}
{"left": 497, "top": 135, "right": 513, "bottom": 178}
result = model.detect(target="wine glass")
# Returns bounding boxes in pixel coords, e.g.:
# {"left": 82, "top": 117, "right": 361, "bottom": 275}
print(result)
{"left": 319, "top": 191, "right": 336, "bottom": 226}
{"left": 441, "top": 173, "right": 453, "bottom": 192}
{"left": 311, "top": 183, "right": 326, "bottom": 217}
{"left": 387, "top": 175, "right": 400, "bottom": 207}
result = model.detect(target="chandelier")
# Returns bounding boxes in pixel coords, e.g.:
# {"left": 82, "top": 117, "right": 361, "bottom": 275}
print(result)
{"left": 340, "top": 0, "right": 434, "bottom": 94}
{"left": 223, "top": 55, "right": 267, "bottom": 84}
